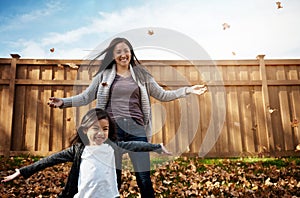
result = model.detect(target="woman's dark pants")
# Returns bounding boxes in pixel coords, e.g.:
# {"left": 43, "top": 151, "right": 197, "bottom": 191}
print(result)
{"left": 115, "top": 118, "right": 155, "bottom": 198}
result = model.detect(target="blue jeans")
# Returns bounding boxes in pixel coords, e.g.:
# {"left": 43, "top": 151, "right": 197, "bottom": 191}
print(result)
{"left": 114, "top": 117, "right": 155, "bottom": 198}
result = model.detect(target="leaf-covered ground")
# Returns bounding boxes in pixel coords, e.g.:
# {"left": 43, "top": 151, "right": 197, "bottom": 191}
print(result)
{"left": 0, "top": 156, "right": 299, "bottom": 197}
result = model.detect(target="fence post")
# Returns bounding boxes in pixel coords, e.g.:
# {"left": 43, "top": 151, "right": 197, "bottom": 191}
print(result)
{"left": 4, "top": 54, "right": 19, "bottom": 157}
{"left": 257, "top": 54, "right": 275, "bottom": 153}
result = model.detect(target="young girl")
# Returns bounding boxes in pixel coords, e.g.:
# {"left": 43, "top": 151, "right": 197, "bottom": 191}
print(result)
{"left": 2, "top": 108, "right": 170, "bottom": 198}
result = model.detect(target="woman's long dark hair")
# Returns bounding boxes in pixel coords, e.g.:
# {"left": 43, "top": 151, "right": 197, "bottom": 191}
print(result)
{"left": 90, "top": 37, "right": 152, "bottom": 83}
{"left": 69, "top": 108, "right": 117, "bottom": 145}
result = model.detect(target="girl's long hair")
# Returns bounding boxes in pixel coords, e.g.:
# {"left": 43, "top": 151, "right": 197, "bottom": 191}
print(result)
{"left": 69, "top": 108, "right": 117, "bottom": 145}
{"left": 90, "top": 37, "right": 152, "bottom": 83}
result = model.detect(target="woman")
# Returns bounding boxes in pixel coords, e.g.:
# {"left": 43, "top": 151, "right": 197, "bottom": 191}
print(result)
{"left": 48, "top": 37, "right": 207, "bottom": 198}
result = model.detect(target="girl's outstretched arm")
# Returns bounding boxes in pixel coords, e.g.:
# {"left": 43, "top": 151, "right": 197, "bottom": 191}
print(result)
{"left": 2, "top": 144, "right": 80, "bottom": 182}
{"left": 111, "top": 140, "right": 172, "bottom": 155}
{"left": 2, "top": 169, "right": 20, "bottom": 182}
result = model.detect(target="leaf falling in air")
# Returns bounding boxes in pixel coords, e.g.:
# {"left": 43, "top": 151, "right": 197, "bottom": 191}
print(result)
{"left": 267, "top": 106, "right": 277, "bottom": 114}
{"left": 65, "top": 63, "right": 79, "bottom": 69}
{"left": 232, "top": 51, "right": 236, "bottom": 56}
{"left": 275, "top": 144, "right": 282, "bottom": 151}
{"left": 57, "top": 64, "right": 64, "bottom": 69}
{"left": 50, "top": 48, "right": 55, "bottom": 53}
{"left": 148, "top": 29, "right": 154, "bottom": 35}
{"left": 222, "top": 23, "right": 230, "bottom": 30}
{"left": 291, "top": 118, "right": 299, "bottom": 128}
{"left": 295, "top": 144, "right": 300, "bottom": 151}
{"left": 276, "top": 1, "right": 283, "bottom": 9}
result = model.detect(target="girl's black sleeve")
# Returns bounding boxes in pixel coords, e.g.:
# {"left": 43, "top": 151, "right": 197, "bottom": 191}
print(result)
{"left": 19, "top": 144, "right": 78, "bottom": 179}
{"left": 110, "top": 141, "right": 162, "bottom": 153}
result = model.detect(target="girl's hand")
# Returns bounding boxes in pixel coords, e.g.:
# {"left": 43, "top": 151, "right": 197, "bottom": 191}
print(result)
{"left": 1, "top": 169, "right": 20, "bottom": 182}
{"left": 47, "top": 97, "right": 63, "bottom": 108}
{"left": 160, "top": 143, "right": 172, "bottom": 155}
{"left": 187, "top": 85, "right": 207, "bottom": 95}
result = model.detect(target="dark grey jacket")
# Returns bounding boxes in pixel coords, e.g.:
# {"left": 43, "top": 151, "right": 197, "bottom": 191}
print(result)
{"left": 19, "top": 140, "right": 162, "bottom": 198}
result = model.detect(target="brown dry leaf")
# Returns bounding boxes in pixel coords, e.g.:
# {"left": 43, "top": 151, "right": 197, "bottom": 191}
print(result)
{"left": 57, "top": 64, "right": 64, "bottom": 69}
{"left": 163, "top": 180, "right": 172, "bottom": 185}
{"left": 222, "top": 23, "right": 230, "bottom": 30}
{"left": 275, "top": 144, "right": 282, "bottom": 151}
{"left": 68, "top": 63, "right": 79, "bottom": 69}
{"left": 276, "top": 1, "right": 283, "bottom": 9}
{"left": 148, "top": 29, "right": 154, "bottom": 35}
{"left": 291, "top": 118, "right": 299, "bottom": 128}
{"left": 295, "top": 144, "right": 300, "bottom": 151}
{"left": 268, "top": 107, "right": 277, "bottom": 114}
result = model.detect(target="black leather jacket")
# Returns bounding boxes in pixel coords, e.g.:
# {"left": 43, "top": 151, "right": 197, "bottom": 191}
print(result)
{"left": 19, "top": 140, "right": 162, "bottom": 198}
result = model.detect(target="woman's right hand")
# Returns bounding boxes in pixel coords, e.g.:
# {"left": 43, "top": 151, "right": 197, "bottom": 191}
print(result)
{"left": 47, "top": 97, "right": 63, "bottom": 108}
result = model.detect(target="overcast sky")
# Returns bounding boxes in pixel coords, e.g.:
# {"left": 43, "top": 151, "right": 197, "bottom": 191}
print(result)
{"left": 0, "top": 0, "right": 299, "bottom": 60}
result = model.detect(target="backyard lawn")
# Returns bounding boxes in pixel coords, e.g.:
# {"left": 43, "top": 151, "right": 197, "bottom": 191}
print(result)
{"left": 1, "top": 155, "right": 299, "bottom": 197}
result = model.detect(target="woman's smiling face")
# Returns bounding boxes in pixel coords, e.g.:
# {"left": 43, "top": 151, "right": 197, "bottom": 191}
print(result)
{"left": 113, "top": 42, "right": 131, "bottom": 68}
{"left": 86, "top": 119, "right": 109, "bottom": 145}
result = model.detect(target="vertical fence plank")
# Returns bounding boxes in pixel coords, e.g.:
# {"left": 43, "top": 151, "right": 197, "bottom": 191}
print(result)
{"left": 0, "top": 85, "right": 10, "bottom": 155}
{"left": 227, "top": 66, "right": 242, "bottom": 154}
{"left": 149, "top": 65, "right": 164, "bottom": 144}
{"left": 0, "top": 62, "right": 10, "bottom": 155}
{"left": 215, "top": 66, "right": 228, "bottom": 154}
{"left": 64, "top": 67, "right": 77, "bottom": 148}
{"left": 257, "top": 55, "right": 274, "bottom": 152}
{"left": 267, "top": 68, "right": 282, "bottom": 153}
{"left": 238, "top": 65, "right": 255, "bottom": 154}
{"left": 24, "top": 65, "right": 40, "bottom": 151}
{"left": 3, "top": 55, "right": 18, "bottom": 156}
{"left": 51, "top": 66, "right": 64, "bottom": 151}
{"left": 176, "top": 65, "right": 189, "bottom": 154}
{"left": 288, "top": 66, "right": 300, "bottom": 147}
{"left": 277, "top": 66, "right": 293, "bottom": 151}
{"left": 12, "top": 65, "right": 27, "bottom": 151}
{"left": 37, "top": 66, "right": 52, "bottom": 152}
{"left": 249, "top": 65, "right": 260, "bottom": 152}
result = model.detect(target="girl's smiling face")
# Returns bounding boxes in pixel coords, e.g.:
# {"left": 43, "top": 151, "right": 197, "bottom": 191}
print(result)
{"left": 113, "top": 42, "right": 131, "bottom": 68}
{"left": 86, "top": 119, "right": 109, "bottom": 145}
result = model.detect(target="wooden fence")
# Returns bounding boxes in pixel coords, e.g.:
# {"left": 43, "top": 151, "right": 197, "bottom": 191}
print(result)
{"left": 0, "top": 55, "right": 300, "bottom": 157}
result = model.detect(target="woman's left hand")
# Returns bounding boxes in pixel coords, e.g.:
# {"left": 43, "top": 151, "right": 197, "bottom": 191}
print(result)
{"left": 160, "top": 143, "right": 172, "bottom": 155}
{"left": 188, "top": 85, "right": 207, "bottom": 95}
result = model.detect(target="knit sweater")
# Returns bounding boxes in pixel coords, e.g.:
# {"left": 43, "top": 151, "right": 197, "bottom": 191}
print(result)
{"left": 61, "top": 64, "right": 190, "bottom": 139}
